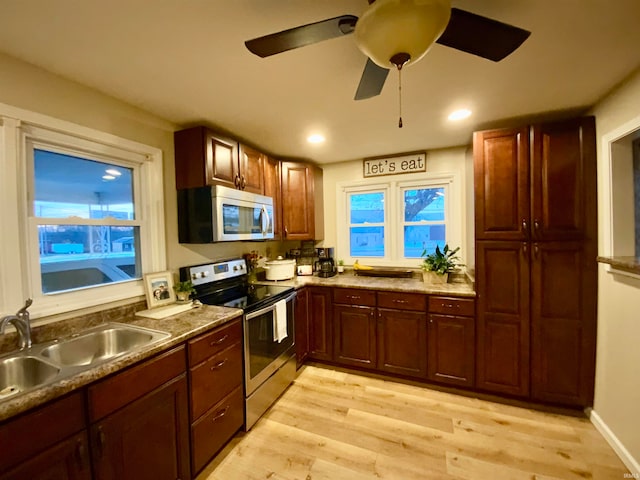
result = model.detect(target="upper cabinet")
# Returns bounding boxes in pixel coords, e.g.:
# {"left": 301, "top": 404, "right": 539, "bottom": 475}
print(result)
{"left": 281, "top": 161, "right": 324, "bottom": 240}
{"left": 174, "top": 126, "right": 264, "bottom": 194}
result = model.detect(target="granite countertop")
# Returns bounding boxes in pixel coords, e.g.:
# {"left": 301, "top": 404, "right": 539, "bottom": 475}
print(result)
{"left": 597, "top": 255, "right": 640, "bottom": 276}
{"left": 255, "top": 270, "right": 476, "bottom": 297}
{"left": 0, "top": 304, "right": 242, "bottom": 422}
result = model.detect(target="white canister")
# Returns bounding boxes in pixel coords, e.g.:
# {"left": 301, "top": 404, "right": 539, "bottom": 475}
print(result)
{"left": 264, "top": 256, "right": 296, "bottom": 280}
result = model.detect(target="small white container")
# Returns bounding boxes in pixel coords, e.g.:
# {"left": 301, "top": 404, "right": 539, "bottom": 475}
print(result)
{"left": 264, "top": 256, "right": 296, "bottom": 281}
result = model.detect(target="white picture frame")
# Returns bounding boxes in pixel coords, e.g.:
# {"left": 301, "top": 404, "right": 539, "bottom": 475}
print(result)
{"left": 143, "top": 271, "right": 176, "bottom": 308}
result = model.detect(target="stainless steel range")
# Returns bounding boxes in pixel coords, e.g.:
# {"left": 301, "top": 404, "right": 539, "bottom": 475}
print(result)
{"left": 180, "top": 258, "right": 296, "bottom": 430}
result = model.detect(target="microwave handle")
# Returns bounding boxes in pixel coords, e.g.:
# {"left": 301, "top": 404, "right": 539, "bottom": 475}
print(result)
{"left": 260, "top": 205, "right": 271, "bottom": 235}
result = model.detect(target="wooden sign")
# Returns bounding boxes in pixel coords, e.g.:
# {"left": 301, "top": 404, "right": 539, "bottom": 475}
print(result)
{"left": 363, "top": 152, "right": 427, "bottom": 178}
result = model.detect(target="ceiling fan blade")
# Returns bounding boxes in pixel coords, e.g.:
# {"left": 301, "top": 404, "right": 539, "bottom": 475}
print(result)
{"left": 436, "top": 8, "right": 531, "bottom": 62}
{"left": 355, "top": 58, "right": 389, "bottom": 100}
{"left": 245, "top": 15, "right": 358, "bottom": 58}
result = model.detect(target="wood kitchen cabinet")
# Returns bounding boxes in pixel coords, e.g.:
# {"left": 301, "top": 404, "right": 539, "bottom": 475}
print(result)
{"left": 295, "top": 287, "right": 310, "bottom": 368}
{"left": 0, "top": 392, "right": 90, "bottom": 480}
{"left": 264, "top": 155, "right": 282, "bottom": 238}
{"left": 88, "top": 346, "right": 190, "bottom": 480}
{"left": 174, "top": 126, "right": 264, "bottom": 193}
{"left": 474, "top": 116, "right": 597, "bottom": 406}
{"left": 376, "top": 291, "right": 427, "bottom": 379}
{"left": 427, "top": 296, "right": 476, "bottom": 387}
{"left": 187, "top": 319, "right": 243, "bottom": 475}
{"left": 281, "top": 160, "right": 324, "bottom": 240}
{"left": 333, "top": 288, "right": 377, "bottom": 369}
{"left": 308, "top": 286, "right": 333, "bottom": 361}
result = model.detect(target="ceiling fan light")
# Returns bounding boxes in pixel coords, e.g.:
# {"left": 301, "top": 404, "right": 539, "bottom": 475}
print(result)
{"left": 354, "top": 0, "right": 451, "bottom": 69}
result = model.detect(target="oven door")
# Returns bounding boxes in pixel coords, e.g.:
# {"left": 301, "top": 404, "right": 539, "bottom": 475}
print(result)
{"left": 243, "top": 292, "right": 295, "bottom": 396}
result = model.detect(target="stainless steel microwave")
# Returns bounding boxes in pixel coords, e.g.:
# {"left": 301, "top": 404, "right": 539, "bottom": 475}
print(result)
{"left": 177, "top": 185, "right": 274, "bottom": 243}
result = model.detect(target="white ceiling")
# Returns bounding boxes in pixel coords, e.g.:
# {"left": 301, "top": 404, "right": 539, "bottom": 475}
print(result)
{"left": 0, "top": 0, "right": 639, "bottom": 165}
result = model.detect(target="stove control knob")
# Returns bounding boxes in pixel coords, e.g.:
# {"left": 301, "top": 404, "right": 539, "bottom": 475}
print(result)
{"left": 233, "top": 266, "right": 238, "bottom": 271}
{"left": 202, "top": 271, "right": 209, "bottom": 277}
{"left": 191, "top": 273, "right": 197, "bottom": 280}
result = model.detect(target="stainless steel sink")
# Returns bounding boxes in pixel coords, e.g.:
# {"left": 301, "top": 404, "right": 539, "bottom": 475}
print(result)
{"left": 40, "top": 323, "right": 170, "bottom": 367}
{"left": 0, "top": 356, "right": 61, "bottom": 399}
{"left": 0, "top": 322, "right": 170, "bottom": 403}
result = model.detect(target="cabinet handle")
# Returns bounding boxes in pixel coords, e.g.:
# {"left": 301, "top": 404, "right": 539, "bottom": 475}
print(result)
{"left": 534, "top": 243, "right": 539, "bottom": 257}
{"left": 75, "top": 439, "right": 86, "bottom": 469}
{"left": 241, "top": 176, "right": 246, "bottom": 189}
{"left": 283, "top": 226, "right": 288, "bottom": 237}
{"left": 441, "top": 303, "right": 455, "bottom": 308}
{"left": 347, "top": 295, "right": 360, "bottom": 300}
{"left": 393, "top": 299, "right": 409, "bottom": 304}
{"left": 210, "top": 358, "right": 228, "bottom": 371}
{"left": 210, "top": 334, "right": 228, "bottom": 346}
{"left": 96, "top": 427, "right": 105, "bottom": 458}
{"left": 534, "top": 219, "right": 540, "bottom": 235}
{"left": 523, "top": 242, "right": 528, "bottom": 255}
{"left": 234, "top": 174, "right": 240, "bottom": 188}
{"left": 522, "top": 219, "right": 528, "bottom": 233}
{"left": 212, "top": 405, "right": 230, "bottom": 422}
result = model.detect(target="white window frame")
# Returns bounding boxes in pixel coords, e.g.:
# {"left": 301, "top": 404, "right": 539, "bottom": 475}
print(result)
{"left": 0, "top": 104, "right": 166, "bottom": 319}
{"left": 337, "top": 172, "right": 461, "bottom": 268}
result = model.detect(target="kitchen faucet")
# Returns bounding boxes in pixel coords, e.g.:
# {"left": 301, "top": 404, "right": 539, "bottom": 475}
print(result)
{"left": 0, "top": 298, "right": 33, "bottom": 349}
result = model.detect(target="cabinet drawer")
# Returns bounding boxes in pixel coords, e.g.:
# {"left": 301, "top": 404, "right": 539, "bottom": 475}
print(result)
{"left": 429, "top": 296, "right": 475, "bottom": 317}
{"left": 88, "top": 345, "right": 186, "bottom": 422}
{"left": 189, "top": 319, "right": 242, "bottom": 366}
{"left": 377, "top": 291, "right": 426, "bottom": 311}
{"left": 333, "top": 288, "right": 376, "bottom": 306}
{"left": 191, "top": 386, "right": 243, "bottom": 474}
{"left": 190, "top": 341, "right": 243, "bottom": 420}
{"left": 0, "top": 391, "right": 86, "bottom": 472}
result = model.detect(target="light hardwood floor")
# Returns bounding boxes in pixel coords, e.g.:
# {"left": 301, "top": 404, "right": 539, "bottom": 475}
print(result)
{"left": 197, "top": 365, "right": 629, "bottom": 480}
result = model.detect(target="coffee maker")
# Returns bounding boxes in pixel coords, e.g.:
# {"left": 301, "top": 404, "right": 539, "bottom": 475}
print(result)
{"left": 315, "top": 258, "right": 336, "bottom": 278}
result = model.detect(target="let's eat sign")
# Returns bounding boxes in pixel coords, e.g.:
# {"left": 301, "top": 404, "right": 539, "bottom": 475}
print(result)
{"left": 363, "top": 152, "right": 427, "bottom": 178}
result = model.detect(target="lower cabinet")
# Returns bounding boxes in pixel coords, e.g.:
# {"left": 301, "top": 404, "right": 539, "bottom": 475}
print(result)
{"left": 0, "top": 391, "right": 90, "bottom": 480}
{"left": 333, "top": 304, "right": 377, "bottom": 368}
{"left": 88, "top": 346, "right": 191, "bottom": 480}
{"left": 427, "top": 296, "right": 476, "bottom": 387}
{"left": 308, "top": 287, "right": 333, "bottom": 361}
{"left": 188, "top": 319, "right": 244, "bottom": 475}
{"left": 377, "top": 307, "right": 427, "bottom": 378}
{"left": 294, "top": 287, "right": 310, "bottom": 368}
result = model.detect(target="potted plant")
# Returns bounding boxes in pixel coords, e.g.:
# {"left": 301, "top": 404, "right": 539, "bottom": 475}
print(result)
{"left": 337, "top": 259, "right": 345, "bottom": 273}
{"left": 174, "top": 280, "right": 196, "bottom": 304}
{"left": 420, "top": 244, "right": 461, "bottom": 284}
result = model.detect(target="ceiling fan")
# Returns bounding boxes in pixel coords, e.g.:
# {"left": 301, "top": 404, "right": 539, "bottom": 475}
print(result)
{"left": 245, "top": 0, "right": 531, "bottom": 102}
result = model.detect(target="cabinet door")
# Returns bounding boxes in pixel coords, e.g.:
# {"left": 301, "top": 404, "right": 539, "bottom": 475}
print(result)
{"left": 476, "top": 241, "right": 530, "bottom": 397}
{"left": 295, "top": 287, "right": 310, "bottom": 368}
{"left": 428, "top": 314, "right": 475, "bottom": 387}
{"left": 530, "top": 117, "right": 596, "bottom": 241}
{"left": 205, "top": 130, "right": 239, "bottom": 189}
{"left": 238, "top": 144, "right": 265, "bottom": 194}
{"left": 281, "top": 161, "right": 315, "bottom": 240}
{"left": 473, "top": 127, "right": 529, "bottom": 240}
{"left": 0, "top": 431, "right": 91, "bottom": 480}
{"left": 308, "top": 287, "right": 333, "bottom": 361}
{"left": 91, "top": 375, "right": 190, "bottom": 480}
{"left": 377, "top": 308, "right": 427, "bottom": 378}
{"left": 530, "top": 241, "right": 596, "bottom": 406}
{"left": 264, "top": 156, "right": 282, "bottom": 237}
{"left": 333, "top": 304, "right": 376, "bottom": 368}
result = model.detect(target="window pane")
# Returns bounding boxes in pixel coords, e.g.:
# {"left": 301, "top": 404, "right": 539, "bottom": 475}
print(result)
{"left": 350, "top": 192, "right": 384, "bottom": 224}
{"left": 404, "top": 224, "right": 446, "bottom": 258}
{"left": 404, "top": 188, "right": 444, "bottom": 222}
{"left": 350, "top": 226, "right": 384, "bottom": 257}
{"left": 39, "top": 225, "right": 140, "bottom": 293}
{"left": 34, "top": 149, "right": 134, "bottom": 220}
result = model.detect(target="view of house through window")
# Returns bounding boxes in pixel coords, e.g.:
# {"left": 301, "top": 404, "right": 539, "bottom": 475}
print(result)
{"left": 402, "top": 186, "right": 445, "bottom": 258}
{"left": 33, "top": 149, "right": 141, "bottom": 293}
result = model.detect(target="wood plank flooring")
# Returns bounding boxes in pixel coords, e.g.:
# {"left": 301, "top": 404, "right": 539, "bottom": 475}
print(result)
{"left": 197, "top": 365, "right": 629, "bottom": 480}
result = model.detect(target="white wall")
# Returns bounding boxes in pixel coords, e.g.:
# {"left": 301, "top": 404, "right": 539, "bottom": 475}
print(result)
{"left": 320, "top": 146, "right": 474, "bottom": 267}
{"left": 590, "top": 67, "right": 640, "bottom": 473}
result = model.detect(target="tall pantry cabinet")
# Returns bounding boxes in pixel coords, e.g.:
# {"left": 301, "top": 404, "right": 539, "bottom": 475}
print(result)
{"left": 473, "top": 117, "right": 597, "bottom": 407}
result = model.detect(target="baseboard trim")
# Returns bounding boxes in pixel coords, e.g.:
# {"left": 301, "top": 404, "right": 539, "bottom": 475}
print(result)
{"left": 587, "top": 408, "right": 640, "bottom": 474}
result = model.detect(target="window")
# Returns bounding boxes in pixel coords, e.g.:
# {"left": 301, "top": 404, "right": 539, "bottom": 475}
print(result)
{"left": 337, "top": 174, "right": 460, "bottom": 267}
{"left": 0, "top": 109, "right": 165, "bottom": 319}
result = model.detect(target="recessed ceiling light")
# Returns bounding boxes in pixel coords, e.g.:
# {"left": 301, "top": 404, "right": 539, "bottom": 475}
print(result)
{"left": 448, "top": 109, "right": 472, "bottom": 121}
{"left": 307, "top": 134, "right": 325, "bottom": 144}
{"left": 102, "top": 175, "right": 116, "bottom": 180}
{"left": 105, "top": 168, "right": 122, "bottom": 176}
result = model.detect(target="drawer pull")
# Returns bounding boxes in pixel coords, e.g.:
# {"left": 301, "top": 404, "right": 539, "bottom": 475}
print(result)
{"left": 441, "top": 303, "right": 457, "bottom": 308}
{"left": 96, "top": 427, "right": 106, "bottom": 458}
{"left": 210, "top": 334, "right": 229, "bottom": 346}
{"left": 212, "top": 405, "right": 230, "bottom": 422}
{"left": 393, "top": 299, "right": 409, "bottom": 304}
{"left": 75, "top": 439, "right": 86, "bottom": 468}
{"left": 210, "top": 359, "right": 228, "bottom": 371}
{"left": 347, "top": 295, "right": 360, "bottom": 300}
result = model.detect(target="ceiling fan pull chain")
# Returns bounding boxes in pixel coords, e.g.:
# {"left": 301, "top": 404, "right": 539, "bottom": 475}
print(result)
{"left": 398, "top": 66, "right": 403, "bottom": 128}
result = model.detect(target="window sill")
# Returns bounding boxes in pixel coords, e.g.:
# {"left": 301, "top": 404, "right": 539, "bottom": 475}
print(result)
{"left": 597, "top": 256, "right": 640, "bottom": 278}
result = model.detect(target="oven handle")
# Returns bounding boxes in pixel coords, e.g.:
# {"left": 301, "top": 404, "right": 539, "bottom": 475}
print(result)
{"left": 244, "top": 291, "right": 296, "bottom": 321}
